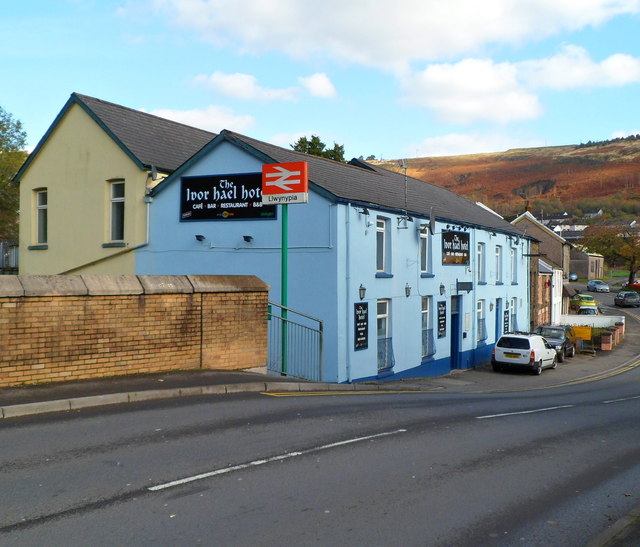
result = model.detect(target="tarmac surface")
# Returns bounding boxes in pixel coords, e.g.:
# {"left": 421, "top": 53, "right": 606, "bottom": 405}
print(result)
{"left": 1, "top": 324, "right": 640, "bottom": 545}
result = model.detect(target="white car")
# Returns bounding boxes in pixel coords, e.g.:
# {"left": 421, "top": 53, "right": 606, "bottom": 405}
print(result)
{"left": 492, "top": 333, "right": 558, "bottom": 375}
{"left": 587, "top": 279, "right": 610, "bottom": 292}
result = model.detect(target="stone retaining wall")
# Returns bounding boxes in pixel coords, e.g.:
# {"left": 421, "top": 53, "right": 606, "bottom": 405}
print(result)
{"left": 0, "top": 275, "right": 269, "bottom": 387}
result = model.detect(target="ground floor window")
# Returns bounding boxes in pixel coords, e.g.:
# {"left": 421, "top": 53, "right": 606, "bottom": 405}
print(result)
{"left": 477, "top": 299, "right": 487, "bottom": 341}
{"left": 421, "top": 296, "right": 435, "bottom": 358}
{"left": 377, "top": 299, "right": 394, "bottom": 373}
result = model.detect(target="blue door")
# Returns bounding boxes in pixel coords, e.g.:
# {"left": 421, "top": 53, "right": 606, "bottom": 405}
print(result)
{"left": 450, "top": 296, "right": 460, "bottom": 369}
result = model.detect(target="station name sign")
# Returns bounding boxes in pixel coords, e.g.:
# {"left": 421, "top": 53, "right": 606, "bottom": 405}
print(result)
{"left": 180, "top": 173, "right": 276, "bottom": 221}
{"left": 262, "top": 162, "right": 309, "bottom": 205}
{"left": 442, "top": 231, "right": 470, "bottom": 265}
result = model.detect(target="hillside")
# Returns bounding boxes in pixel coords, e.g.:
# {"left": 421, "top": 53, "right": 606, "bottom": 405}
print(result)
{"left": 372, "top": 139, "right": 640, "bottom": 217}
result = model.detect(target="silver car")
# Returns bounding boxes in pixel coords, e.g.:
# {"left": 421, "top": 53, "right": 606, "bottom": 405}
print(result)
{"left": 587, "top": 279, "right": 609, "bottom": 292}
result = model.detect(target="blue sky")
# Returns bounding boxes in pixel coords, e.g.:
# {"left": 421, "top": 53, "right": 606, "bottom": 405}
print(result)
{"left": 3, "top": 0, "right": 640, "bottom": 159}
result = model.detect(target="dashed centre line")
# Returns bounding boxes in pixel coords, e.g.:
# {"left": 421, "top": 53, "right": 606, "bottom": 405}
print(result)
{"left": 148, "top": 429, "right": 407, "bottom": 492}
{"left": 476, "top": 405, "right": 574, "bottom": 419}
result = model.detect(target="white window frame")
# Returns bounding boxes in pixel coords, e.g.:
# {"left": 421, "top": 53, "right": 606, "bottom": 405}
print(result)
{"left": 495, "top": 245, "right": 503, "bottom": 283}
{"left": 421, "top": 296, "right": 435, "bottom": 358}
{"left": 377, "top": 299, "right": 390, "bottom": 339}
{"left": 420, "top": 227, "right": 430, "bottom": 274}
{"left": 376, "top": 217, "right": 390, "bottom": 273}
{"left": 477, "top": 242, "right": 486, "bottom": 283}
{"left": 477, "top": 299, "right": 487, "bottom": 341}
{"left": 109, "top": 181, "right": 125, "bottom": 242}
{"left": 510, "top": 247, "right": 517, "bottom": 284}
{"left": 35, "top": 189, "right": 48, "bottom": 245}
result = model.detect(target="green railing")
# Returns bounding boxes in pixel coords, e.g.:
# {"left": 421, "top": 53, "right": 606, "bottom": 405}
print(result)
{"left": 267, "top": 302, "right": 323, "bottom": 381}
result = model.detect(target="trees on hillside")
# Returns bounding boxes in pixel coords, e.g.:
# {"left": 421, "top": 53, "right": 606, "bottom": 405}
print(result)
{"left": 291, "top": 135, "right": 345, "bottom": 162}
{"left": 580, "top": 224, "right": 640, "bottom": 284}
{"left": 0, "top": 106, "right": 27, "bottom": 239}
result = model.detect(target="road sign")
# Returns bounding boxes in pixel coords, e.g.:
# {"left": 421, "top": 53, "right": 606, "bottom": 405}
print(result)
{"left": 262, "top": 161, "right": 309, "bottom": 204}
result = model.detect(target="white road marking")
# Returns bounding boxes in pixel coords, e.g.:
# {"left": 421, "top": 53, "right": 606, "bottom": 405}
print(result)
{"left": 148, "top": 429, "right": 407, "bottom": 492}
{"left": 476, "top": 405, "right": 574, "bottom": 419}
{"left": 602, "top": 395, "right": 640, "bottom": 404}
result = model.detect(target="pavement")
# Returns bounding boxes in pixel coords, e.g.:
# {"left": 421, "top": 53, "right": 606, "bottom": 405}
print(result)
{"left": 1, "top": 321, "right": 639, "bottom": 545}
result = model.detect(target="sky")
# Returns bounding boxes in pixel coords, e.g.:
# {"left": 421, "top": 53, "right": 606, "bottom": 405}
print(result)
{"left": 3, "top": 0, "right": 640, "bottom": 160}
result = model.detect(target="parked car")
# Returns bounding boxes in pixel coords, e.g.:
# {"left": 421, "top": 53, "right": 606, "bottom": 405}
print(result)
{"left": 532, "top": 325, "right": 577, "bottom": 362}
{"left": 614, "top": 291, "right": 640, "bottom": 307}
{"left": 622, "top": 280, "right": 640, "bottom": 291}
{"left": 577, "top": 306, "right": 601, "bottom": 315}
{"left": 492, "top": 333, "right": 557, "bottom": 375}
{"left": 568, "top": 272, "right": 578, "bottom": 281}
{"left": 569, "top": 293, "right": 597, "bottom": 311}
{"left": 587, "top": 279, "right": 610, "bottom": 292}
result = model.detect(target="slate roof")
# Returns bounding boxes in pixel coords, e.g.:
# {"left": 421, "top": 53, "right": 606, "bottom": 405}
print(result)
{"left": 15, "top": 93, "right": 217, "bottom": 180}
{"left": 157, "top": 129, "right": 527, "bottom": 236}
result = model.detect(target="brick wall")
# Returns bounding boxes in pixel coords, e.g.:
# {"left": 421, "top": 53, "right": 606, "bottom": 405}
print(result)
{"left": 0, "top": 275, "right": 269, "bottom": 387}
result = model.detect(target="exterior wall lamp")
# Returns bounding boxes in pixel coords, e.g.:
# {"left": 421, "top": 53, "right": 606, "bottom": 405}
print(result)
{"left": 440, "top": 283, "right": 445, "bottom": 295}
{"left": 359, "top": 284, "right": 366, "bottom": 300}
{"left": 405, "top": 283, "right": 411, "bottom": 297}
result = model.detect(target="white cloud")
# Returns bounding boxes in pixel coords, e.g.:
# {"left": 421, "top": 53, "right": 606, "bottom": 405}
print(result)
{"left": 402, "top": 59, "right": 542, "bottom": 124}
{"left": 193, "top": 70, "right": 336, "bottom": 100}
{"left": 153, "top": 0, "right": 640, "bottom": 69}
{"left": 520, "top": 45, "right": 640, "bottom": 90}
{"left": 611, "top": 129, "right": 640, "bottom": 138}
{"left": 148, "top": 105, "right": 254, "bottom": 133}
{"left": 193, "top": 71, "right": 298, "bottom": 100}
{"left": 298, "top": 73, "right": 337, "bottom": 98}
{"left": 412, "top": 133, "right": 545, "bottom": 157}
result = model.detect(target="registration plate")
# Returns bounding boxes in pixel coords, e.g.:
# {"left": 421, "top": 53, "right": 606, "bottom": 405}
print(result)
{"left": 504, "top": 352, "right": 520, "bottom": 358}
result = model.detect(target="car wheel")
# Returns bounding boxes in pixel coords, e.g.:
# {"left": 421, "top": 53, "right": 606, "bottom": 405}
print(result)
{"left": 568, "top": 346, "right": 576, "bottom": 358}
{"left": 534, "top": 360, "right": 543, "bottom": 375}
{"left": 558, "top": 351, "right": 564, "bottom": 363}
{"left": 551, "top": 356, "right": 558, "bottom": 370}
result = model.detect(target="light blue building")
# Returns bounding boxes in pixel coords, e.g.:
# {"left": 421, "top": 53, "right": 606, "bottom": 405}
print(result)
{"left": 139, "top": 130, "right": 531, "bottom": 382}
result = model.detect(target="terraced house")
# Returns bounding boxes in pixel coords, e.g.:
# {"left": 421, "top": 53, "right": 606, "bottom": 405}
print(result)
{"left": 16, "top": 94, "right": 532, "bottom": 382}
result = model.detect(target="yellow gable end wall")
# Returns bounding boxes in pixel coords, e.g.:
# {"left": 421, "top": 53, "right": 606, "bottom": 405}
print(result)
{"left": 19, "top": 104, "right": 150, "bottom": 274}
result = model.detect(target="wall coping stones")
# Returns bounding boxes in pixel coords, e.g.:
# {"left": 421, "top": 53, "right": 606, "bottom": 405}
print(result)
{"left": 81, "top": 275, "right": 144, "bottom": 295}
{"left": 20, "top": 275, "right": 89, "bottom": 296}
{"left": 136, "top": 275, "right": 195, "bottom": 294}
{"left": 187, "top": 274, "right": 270, "bottom": 293}
{"left": 0, "top": 275, "right": 270, "bottom": 297}
{"left": 0, "top": 275, "right": 24, "bottom": 297}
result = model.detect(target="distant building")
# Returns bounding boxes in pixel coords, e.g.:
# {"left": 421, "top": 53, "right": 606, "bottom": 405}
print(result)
{"left": 571, "top": 246, "right": 604, "bottom": 280}
{"left": 512, "top": 211, "right": 573, "bottom": 277}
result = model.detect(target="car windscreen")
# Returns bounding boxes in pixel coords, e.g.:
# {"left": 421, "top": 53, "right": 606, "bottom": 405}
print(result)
{"left": 497, "top": 337, "right": 530, "bottom": 349}
{"left": 537, "top": 328, "right": 563, "bottom": 338}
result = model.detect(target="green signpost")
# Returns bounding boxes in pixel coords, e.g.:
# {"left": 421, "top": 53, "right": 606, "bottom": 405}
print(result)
{"left": 262, "top": 162, "right": 309, "bottom": 375}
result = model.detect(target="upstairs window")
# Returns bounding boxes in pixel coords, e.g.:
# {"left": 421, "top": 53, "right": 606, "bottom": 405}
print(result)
{"left": 35, "top": 189, "right": 48, "bottom": 245}
{"left": 376, "top": 217, "right": 391, "bottom": 275}
{"left": 510, "top": 247, "right": 517, "bottom": 283}
{"left": 477, "top": 242, "right": 486, "bottom": 283}
{"left": 110, "top": 181, "right": 125, "bottom": 242}
{"left": 495, "top": 245, "right": 503, "bottom": 283}
{"left": 420, "top": 227, "right": 430, "bottom": 274}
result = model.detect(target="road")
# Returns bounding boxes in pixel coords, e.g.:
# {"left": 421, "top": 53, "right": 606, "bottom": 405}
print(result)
{"left": 2, "top": 363, "right": 640, "bottom": 546}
